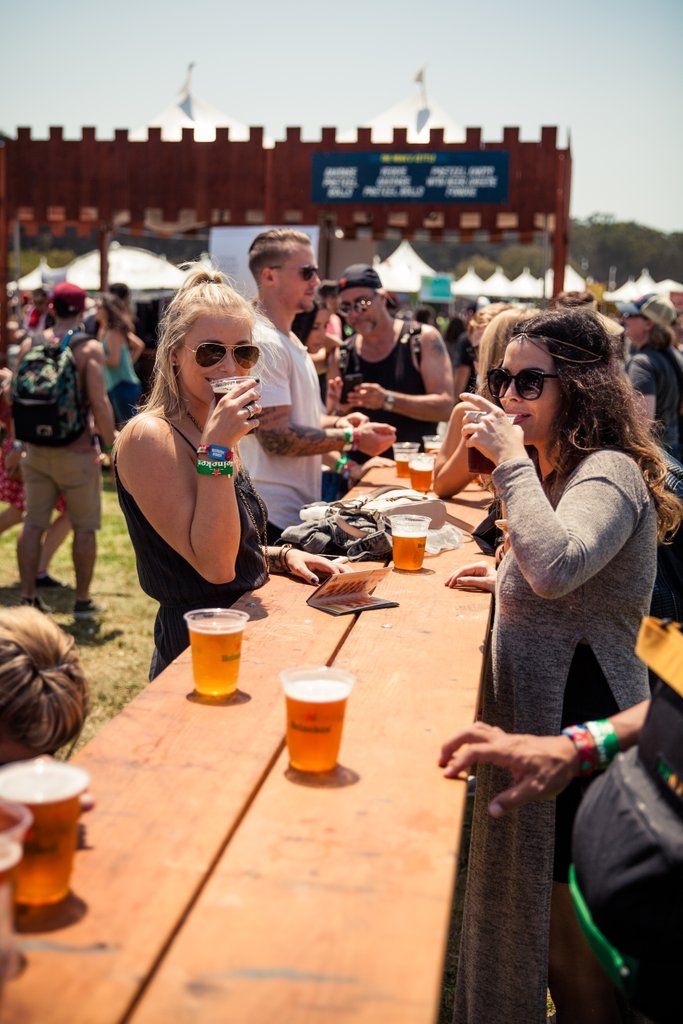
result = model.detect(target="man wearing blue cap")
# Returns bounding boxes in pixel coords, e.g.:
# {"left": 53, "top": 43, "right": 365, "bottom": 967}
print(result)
{"left": 620, "top": 293, "right": 682, "bottom": 457}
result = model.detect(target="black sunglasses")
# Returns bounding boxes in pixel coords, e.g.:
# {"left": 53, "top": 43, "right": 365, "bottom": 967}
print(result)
{"left": 268, "top": 264, "right": 319, "bottom": 281}
{"left": 338, "top": 296, "right": 375, "bottom": 316}
{"left": 487, "top": 367, "right": 559, "bottom": 400}
{"left": 192, "top": 342, "right": 260, "bottom": 369}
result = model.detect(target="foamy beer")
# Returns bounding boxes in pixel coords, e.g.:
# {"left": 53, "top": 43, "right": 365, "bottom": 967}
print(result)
{"left": 408, "top": 453, "right": 435, "bottom": 493}
{"left": 184, "top": 608, "right": 249, "bottom": 698}
{"left": 0, "top": 759, "right": 90, "bottom": 906}
{"left": 393, "top": 442, "right": 420, "bottom": 478}
{"left": 389, "top": 514, "right": 431, "bottom": 571}
{"left": 210, "top": 375, "right": 260, "bottom": 397}
{"left": 422, "top": 435, "right": 442, "bottom": 454}
{"left": 280, "top": 667, "right": 355, "bottom": 772}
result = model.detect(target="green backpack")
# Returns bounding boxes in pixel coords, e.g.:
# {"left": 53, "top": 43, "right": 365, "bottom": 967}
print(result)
{"left": 12, "top": 330, "right": 89, "bottom": 446}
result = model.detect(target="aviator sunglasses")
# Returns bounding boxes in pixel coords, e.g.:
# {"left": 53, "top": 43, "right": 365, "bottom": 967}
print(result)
{"left": 338, "top": 296, "right": 375, "bottom": 316}
{"left": 487, "top": 367, "right": 559, "bottom": 401}
{"left": 191, "top": 342, "right": 260, "bottom": 369}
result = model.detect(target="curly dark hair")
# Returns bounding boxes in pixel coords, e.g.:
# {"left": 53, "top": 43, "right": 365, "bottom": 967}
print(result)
{"left": 510, "top": 308, "right": 682, "bottom": 541}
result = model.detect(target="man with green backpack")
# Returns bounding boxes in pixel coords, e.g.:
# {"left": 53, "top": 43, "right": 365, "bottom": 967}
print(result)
{"left": 12, "top": 282, "right": 115, "bottom": 618}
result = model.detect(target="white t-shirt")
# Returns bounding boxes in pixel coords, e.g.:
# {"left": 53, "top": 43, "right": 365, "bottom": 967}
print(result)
{"left": 240, "top": 324, "right": 325, "bottom": 529}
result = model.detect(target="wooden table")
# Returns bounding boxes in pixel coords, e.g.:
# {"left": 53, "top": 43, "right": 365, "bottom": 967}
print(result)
{"left": 6, "top": 471, "right": 492, "bottom": 1024}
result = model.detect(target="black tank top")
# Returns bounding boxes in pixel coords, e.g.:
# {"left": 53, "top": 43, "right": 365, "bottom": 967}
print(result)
{"left": 116, "top": 423, "right": 268, "bottom": 677}
{"left": 340, "top": 321, "right": 437, "bottom": 447}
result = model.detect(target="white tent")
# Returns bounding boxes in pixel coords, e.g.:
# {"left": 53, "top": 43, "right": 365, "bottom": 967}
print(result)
{"left": 374, "top": 241, "right": 436, "bottom": 293}
{"left": 339, "top": 72, "right": 464, "bottom": 144}
{"left": 653, "top": 278, "right": 683, "bottom": 296}
{"left": 65, "top": 243, "right": 186, "bottom": 291}
{"left": 130, "top": 65, "right": 256, "bottom": 143}
{"left": 480, "top": 266, "right": 514, "bottom": 298}
{"left": 604, "top": 277, "right": 639, "bottom": 302}
{"left": 12, "top": 258, "right": 51, "bottom": 291}
{"left": 544, "top": 265, "right": 586, "bottom": 296}
{"left": 507, "top": 267, "right": 543, "bottom": 300}
{"left": 451, "top": 266, "right": 486, "bottom": 297}
{"left": 632, "top": 268, "right": 659, "bottom": 294}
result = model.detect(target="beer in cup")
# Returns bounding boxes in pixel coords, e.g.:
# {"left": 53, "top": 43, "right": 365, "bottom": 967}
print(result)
{"left": 0, "top": 758, "right": 90, "bottom": 906}
{"left": 465, "top": 412, "right": 516, "bottom": 475}
{"left": 210, "top": 376, "right": 260, "bottom": 397}
{"left": 184, "top": 608, "right": 249, "bottom": 698}
{"left": 422, "top": 435, "right": 442, "bottom": 454}
{"left": 393, "top": 442, "right": 420, "bottom": 479}
{"left": 408, "top": 453, "right": 435, "bottom": 493}
{"left": 389, "top": 514, "right": 431, "bottom": 571}
{"left": 280, "top": 667, "right": 355, "bottom": 773}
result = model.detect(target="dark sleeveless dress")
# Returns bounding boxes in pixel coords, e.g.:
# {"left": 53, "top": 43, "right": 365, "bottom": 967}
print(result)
{"left": 116, "top": 425, "right": 268, "bottom": 679}
{"left": 341, "top": 321, "right": 438, "bottom": 450}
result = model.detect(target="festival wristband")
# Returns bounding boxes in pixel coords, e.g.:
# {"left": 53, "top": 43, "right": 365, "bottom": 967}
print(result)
{"left": 561, "top": 724, "right": 599, "bottom": 777}
{"left": 342, "top": 426, "right": 354, "bottom": 452}
{"left": 584, "top": 719, "right": 620, "bottom": 770}
{"left": 197, "top": 458, "right": 234, "bottom": 477}
{"left": 335, "top": 455, "right": 349, "bottom": 473}
{"left": 197, "top": 444, "right": 233, "bottom": 461}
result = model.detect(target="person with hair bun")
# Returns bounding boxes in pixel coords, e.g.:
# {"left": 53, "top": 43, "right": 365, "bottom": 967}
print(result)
{"left": 0, "top": 605, "right": 89, "bottom": 762}
{"left": 442, "top": 308, "right": 682, "bottom": 1024}
{"left": 115, "top": 266, "right": 348, "bottom": 680}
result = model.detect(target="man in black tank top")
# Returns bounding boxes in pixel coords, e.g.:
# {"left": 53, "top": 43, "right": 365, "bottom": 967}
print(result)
{"left": 330, "top": 264, "right": 454, "bottom": 448}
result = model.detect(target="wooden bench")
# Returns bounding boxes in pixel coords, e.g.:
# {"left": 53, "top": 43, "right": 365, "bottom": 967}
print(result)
{"left": 6, "top": 471, "right": 492, "bottom": 1024}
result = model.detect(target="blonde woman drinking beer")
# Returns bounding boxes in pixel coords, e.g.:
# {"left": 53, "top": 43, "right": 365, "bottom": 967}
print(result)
{"left": 115, "top": 267, "right": 347, "bottom": 679}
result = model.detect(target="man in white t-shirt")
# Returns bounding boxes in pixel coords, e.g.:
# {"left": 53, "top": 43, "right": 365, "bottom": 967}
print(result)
{"left": 239, "top": 229, "right": 396, "bottom": 539}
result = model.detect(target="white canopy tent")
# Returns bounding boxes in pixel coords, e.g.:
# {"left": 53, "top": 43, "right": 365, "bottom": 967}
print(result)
{"left": 65, "top": 244, "right": 187, "bottom": 292}
{"left": 339, "top": 71, "right": 464, "bottom": 144}
{"left": 604, "top": 278, "right": 640, "bottom": 302}
{"left": 12, "top": 258, "right": 50, "bottom": 291}
{"left": 451, "top": 266, "right": 487, "bottom": 297}
{"left": 373, "top": 241, "right": 436, "bottom": 294}
{"left": 480, "top": 267, "right": 514, "bottom": 298}
{"left": 507, "top": 267, "right": 543, "bottom": 300}
{"left": 130, "top": 65, "right": 262, "bottom": 144}
{"left": 653, "top": 278, "right": 683, "bottom": 295}
{"left": 631, "top": 268, "right": 658, "bottom": 294}
{"left": 544, "top": 264, "right": 586, "bottom": 296}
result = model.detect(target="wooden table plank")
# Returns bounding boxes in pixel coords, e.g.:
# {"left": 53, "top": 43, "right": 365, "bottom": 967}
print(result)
{"left": 6, "top": 573, "right": 358, "bottom": 1024}
{"left": 129, "top": 483, "right": 492, "bottom": 1024}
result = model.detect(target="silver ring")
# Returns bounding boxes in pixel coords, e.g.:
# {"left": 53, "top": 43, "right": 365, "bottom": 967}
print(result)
{"left": 245, "top": 402, "right": 256, "bottom": 417}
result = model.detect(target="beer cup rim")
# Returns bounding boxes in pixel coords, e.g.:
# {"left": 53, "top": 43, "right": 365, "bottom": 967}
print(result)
{"left": 0, "top": 757, "right": 90, "bottom": 805}
{"left": 183, "top": 608, "right": 249, "bottom": 634}
{"left": 408, "top": 454, "right": 435, "bottom": 468}
{"left": 280, "top": 666, "right": 355, "bottom": 700}
{"left": 0, "top": 835, "right": 23, "bottom": 872}
{"left": 0, "top": 798, "right": 33, "bottom": 839}
{"left": 393, "top": 442, "right": 420, "bottom": 451}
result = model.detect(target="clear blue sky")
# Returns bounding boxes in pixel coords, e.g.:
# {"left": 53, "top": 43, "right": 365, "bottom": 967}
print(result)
{"left": 3, "top": 0, "right": 682, "bottom": 232}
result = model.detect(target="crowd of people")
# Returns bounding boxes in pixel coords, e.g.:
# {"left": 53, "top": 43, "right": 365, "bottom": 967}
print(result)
{"left": 1, "top": 231, "right": 682, "bottom": 1023}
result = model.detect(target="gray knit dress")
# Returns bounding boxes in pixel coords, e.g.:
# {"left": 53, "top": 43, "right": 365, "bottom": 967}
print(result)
{"left": 454, "top": 450, "right": 656, "bottom": 1024}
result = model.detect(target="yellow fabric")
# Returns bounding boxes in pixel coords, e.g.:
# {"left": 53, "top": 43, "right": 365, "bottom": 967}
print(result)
{"left": 636, "top": 617, "right": 683, "bottom": 697}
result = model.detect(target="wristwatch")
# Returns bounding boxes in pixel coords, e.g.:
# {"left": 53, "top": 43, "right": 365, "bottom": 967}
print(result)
{"left": 383, "top": 390, "right": 395, "bottom": 412}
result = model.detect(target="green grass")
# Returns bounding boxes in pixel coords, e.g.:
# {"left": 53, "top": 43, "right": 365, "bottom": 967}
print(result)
{"left": 0, "top": 478, "right": 157, "bottom": 748}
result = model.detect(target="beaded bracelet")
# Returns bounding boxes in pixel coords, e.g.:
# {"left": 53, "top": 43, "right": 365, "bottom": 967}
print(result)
{"left": 584, "top": 719, "right": 620, "bottom": 770}
{"left": 561, "top": 724, "right": 600, "bottom": 777}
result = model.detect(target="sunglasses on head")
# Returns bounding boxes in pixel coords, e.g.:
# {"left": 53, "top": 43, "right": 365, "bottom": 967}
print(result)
{"left": 487, "top": 367, "right": 559, "bottom": 400}
{"left": 191, "top": 342, "right": 260, "bottom": 369}
{"left": 269, "top": 264, "right": 319, "bottom": 281}
{"left": 338, "top": 296, "right": 375, "bottom": 316}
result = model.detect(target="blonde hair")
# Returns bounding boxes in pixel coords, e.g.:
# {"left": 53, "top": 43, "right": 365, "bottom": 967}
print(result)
{"left": 138, "top": 265, "right": 258, "bottom": 423}
{"left": 0, "top": 607, "right": 89, "bottom": 754}
{"left": 478, "top": 308, "right": 534, "bottom": 400}
{"left": 467, "top": 302, "right": 514, "bottom": 337}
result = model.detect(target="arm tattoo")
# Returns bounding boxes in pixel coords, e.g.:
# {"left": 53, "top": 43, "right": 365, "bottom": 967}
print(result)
{"left": 256, "top": 406, "right": 344, "bottom": 456}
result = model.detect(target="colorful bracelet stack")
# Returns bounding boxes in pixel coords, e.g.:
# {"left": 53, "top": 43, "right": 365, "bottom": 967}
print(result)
{"left": 196, "top": 444, "right": 234, "bottom": 477}
{"left": 560, "top": 725, "right": 600, "bottom": 777}
{"left": 584, "top": 719, "right": 620, "bottom": 770}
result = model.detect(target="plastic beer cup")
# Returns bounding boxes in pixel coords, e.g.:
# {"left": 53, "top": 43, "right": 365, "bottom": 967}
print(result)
{"left": 465, "top": 412, "right": 516, "bottom": 475}
{"left": 393, "top": 442, "right": 420, "bottom": 479}
{"left": 210, "top": 375, "right": 259, "bottom": 397}
{"left": 422, "top": 435, "right": 442, "bottom": 454}
{"left": 408, "top": 453, "right": 435, "bottom": 493}
{"left": 0, "top": 758, "right": 90, "bottom": 906}
{"left": 0, "top": 801, "right": 31, "bottom": 980}
{"left": 184, "top": 608, "right": 249, "bottom": 698}
{"left": 281, "top": 667, "right": 355, "bottom": 773}
{"left": 389, "top": 514, "right": 431, "bottom": 571}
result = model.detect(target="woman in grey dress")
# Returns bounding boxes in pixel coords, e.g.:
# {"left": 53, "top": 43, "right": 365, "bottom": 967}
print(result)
{"left": 442, "top": 309, "right": 681, "bottom": 1024}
